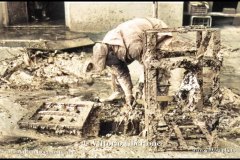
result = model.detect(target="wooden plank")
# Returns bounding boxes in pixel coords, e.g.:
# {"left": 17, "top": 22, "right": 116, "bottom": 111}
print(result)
{"left": 196, "top": 31, "right": 212, "bottom": 110}
{"left": 146, "top": 68, "right": 158, "bottom": 139}
{"left": 196, "top": 31, "right": 212, "bottom": 60}
{"left": 143, "top": 64, "right": 149, "bottom": 138}
{"left": 172, "top": 124, "right": 188, "bottom": 149}
{"left": 198, "top": 124, "right": 214, "bottom": 146}
{"left": 146, "top": 27, "right": 218, "bottom": 34}
{"left": 156, "top": 96, "right": 174, "bottom": 102}
{"left": 150, "top": 56, "right": 220, "bottom": 69}
{"left": 150, "top": 56, "right": 195, "bottom": 69}
{"left": 136, "top": 99, "right": 147, "bottom": 106}
{"left": 211, "top": 30, "right": 221, "bottom": 107}
{"left": 161, "top": 129, "right": 173, "bottom": 150}
{"left": 157, "top": 125, "right": 198, "bottom": 129}
{"left": 212, "top": 30, "right": 221, "bottom": 60}
{"left": 196, "top": 31, "right": 202, "bottom": 49}
{"left": 157, "top": 50, "right": 197, "bottom": 58}
{"left": 144, "top": 31, "right": 158, "bottom": 139}
{"left": 157, "top": 133, "right": 207, "bottom": 139}
{"left": 45, "top": 38, "right": 94, "bottom": 50}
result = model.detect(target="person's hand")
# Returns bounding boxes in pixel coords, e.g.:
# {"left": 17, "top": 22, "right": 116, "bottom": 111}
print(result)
{"left": 126, "top": 95, "right": 136, "bottom": 109}
{"left": 135, "top": 82, "right": 144, "bottom": 99}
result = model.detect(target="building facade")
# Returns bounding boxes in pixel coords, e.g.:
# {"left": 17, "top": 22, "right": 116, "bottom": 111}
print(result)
{"left": 0, "top": 2, "right": 184, "bottom": 32}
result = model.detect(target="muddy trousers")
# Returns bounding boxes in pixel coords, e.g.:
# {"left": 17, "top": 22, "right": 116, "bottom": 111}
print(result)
{"left": 106, "top": 54, "right": 133, "bottom": 104}
{"left": 110, "top": 64, "right": 133, "bottom": 96}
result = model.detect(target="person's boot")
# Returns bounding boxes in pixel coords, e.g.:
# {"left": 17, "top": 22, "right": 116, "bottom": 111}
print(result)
{"left": 100, "top": 78, "right": 124, "bottom": 102}
{"left": 100, "top": 91, "right": 124, "bottom": 102}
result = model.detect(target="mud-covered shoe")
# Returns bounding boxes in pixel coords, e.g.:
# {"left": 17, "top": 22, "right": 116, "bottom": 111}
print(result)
{"left": 100, "top": 91, "right": 124, "bottom": 102}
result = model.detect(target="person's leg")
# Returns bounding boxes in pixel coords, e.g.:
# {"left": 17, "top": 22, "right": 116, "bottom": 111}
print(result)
{"left": 111, "top": 70, "right": 123, "bottom": 93}
{"left": 102, "top": 52, "right": 134, "bottom": 105}
{"left": 28, "top": 1, "right": 38, "bottom": 22}
{"left": 111, "top": 64, "right": 134, "bottom": 105}
{"left": 33, "top": 2, "right": 44, "bottom": 21}
{"left": 115, "top": 64, "right": 133, "bottom": 98}
{"left": 100, "top": 52, "right": 124, "bottom": 102}
{"left": 42, "top": 2, "right": 50, "bottom": 21}
{"left": 101, "top": 67, "right": 124, "bottom": 102}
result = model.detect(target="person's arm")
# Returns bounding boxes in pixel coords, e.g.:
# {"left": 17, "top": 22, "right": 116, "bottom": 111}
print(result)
{"left": 92, "top": 43, "right": 108, "bottom": 72}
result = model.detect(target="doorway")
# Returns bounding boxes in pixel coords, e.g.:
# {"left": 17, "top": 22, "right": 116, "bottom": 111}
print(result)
{"left": 7, "top": 1, "right": 65, "bottom": 26}
{"left": 211, "top": 1, "right": 239, "bottom": 26}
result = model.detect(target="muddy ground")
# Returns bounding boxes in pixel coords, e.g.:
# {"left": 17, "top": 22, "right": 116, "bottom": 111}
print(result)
{"left": 0, "top": 26, "right": 240, "bottom": 158}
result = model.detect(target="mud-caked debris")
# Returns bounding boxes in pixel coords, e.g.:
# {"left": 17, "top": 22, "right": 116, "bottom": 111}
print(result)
{"left": 217, "top": 87, "right": 240, "bottom": 137}
{"left": 0, "top": 49, "right": 108, "bottom": 90}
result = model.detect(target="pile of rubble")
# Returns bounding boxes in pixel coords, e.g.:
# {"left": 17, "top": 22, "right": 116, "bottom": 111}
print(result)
{"left": 0, "top": 48, "right": 109, "bottom": 90}
{"left": 218, "top": 87, "right": 240, "bottom": 137}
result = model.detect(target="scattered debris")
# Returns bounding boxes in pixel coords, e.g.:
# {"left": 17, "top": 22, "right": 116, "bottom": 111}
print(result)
{"left": 0, "top": 49, "right": 102, "bottom": 90}
{"left": 218, "top": 87, "right": 240, "bottom": 137}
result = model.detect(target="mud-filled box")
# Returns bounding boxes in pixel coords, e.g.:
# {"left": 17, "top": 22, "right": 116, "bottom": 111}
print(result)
{"left": 18, "top": 101, "right": 98, "bottom": 136}
{"left": 142, "top": 26, "right": 222, "bottom": 151}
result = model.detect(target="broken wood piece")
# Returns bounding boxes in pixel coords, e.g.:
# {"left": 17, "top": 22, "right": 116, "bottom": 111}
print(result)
{"left": 198, "top": 124, "right": 214, "bottom": 146}
{"left": 161, "top": 129, "right": 173, "bottom": 151}
{"left": 156, "top": 96, "right": 174, "bottom": 102}
{"left": 136, "top": 99, "right": 147, "bottom": 106}
{"left": 0, "top": 77, "right": 11, "bottom": 84}
{"left": 2, "top": 61, "right": 24, "bottom": 80}
{"left": 196, "top": 31, "right": 212, "bottom": 60}
{"left": 172, "top": 124, "right": 188, "bottom": 149}
{"left": 157, "top": 125, "right": 198, "bottom": 129}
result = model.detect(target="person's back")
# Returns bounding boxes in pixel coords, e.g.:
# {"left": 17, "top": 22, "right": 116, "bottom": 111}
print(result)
{"left": 102, "top": 17, "right": 171, "bottom": 62}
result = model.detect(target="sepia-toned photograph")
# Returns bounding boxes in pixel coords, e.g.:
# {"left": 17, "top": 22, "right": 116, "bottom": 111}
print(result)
{"left": 0, "top": 1, "right": 239, "bottom": 158}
